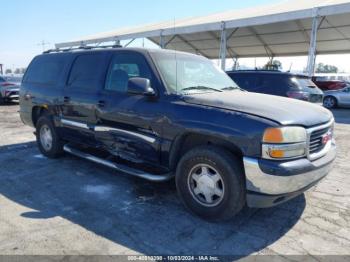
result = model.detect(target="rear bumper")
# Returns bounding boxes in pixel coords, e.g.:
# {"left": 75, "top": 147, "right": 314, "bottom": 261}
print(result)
{"left": 243, "top": 142, "right": 336, "bottom": 208}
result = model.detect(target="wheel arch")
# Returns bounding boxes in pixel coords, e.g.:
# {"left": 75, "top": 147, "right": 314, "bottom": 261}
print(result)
{"left": 32, "top": 106, "right": 49, "bottom": 127}
{"left": 323, "top": 95, "right": 338, "bottom": 108}
{"left": 169, "top": 132, "right": 244, "bottom": 171}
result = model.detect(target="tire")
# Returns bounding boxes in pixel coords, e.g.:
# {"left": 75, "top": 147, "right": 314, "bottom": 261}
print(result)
{"left": 175, "top": 146, "right": 245, "bottom": 221}
{"left": 323, "top": 96, "right": 337, "bottom": 109}
{"left": 36, "top": 115, "right": 64, "bottom": 158}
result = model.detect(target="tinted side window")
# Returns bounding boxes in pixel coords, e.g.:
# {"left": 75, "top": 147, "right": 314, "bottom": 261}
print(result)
{"left": 105, "top": 53, "right": 152, "bottom": 92}
{"left": 24, "top": 55, "right": 67, "bottom": 85}
{"left": 229, "top": 74, "right": 257, "bottom": 91}
{"left": 256, "top": 75, "right": 289, "bottom": 95}
{"left": 68, "top": 53, "right": 106, "bottom": 91}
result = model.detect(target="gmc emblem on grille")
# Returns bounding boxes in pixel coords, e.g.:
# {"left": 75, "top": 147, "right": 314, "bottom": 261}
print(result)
{"left": 322, "top": 132, "right": 332, "bottom": 145}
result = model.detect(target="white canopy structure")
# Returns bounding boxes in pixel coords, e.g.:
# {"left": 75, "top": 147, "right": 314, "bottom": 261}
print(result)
{"left": 56, "top": 0, "right": 350, "bottom": 75}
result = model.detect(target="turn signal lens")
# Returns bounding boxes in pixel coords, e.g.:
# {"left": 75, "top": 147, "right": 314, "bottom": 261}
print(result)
{"left": 269, "top": 149, "right": 285, "bottom": 158}
{"left": 263, "top": 128, "right": 283, "bottom": 143}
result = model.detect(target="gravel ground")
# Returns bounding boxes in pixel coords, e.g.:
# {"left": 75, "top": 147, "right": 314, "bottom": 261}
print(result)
{"left": 0, "top": 103, "right": 349, "bottom": 258}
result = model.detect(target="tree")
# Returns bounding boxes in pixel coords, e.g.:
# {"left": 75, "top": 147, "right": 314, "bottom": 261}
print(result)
{"left": 316, "top": 63, "right": 338, "bottom": 73}
{"left": 263, "top": 59, "right": 282, "bottom": 70}
{"left": 5, "top": 69, "right": 12, "bottom": 74}
{"left": 14, "top": 68, "right": 21, "bottom": 74}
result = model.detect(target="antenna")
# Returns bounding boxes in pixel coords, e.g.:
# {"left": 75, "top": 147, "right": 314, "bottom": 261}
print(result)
{"left": 254, "top": 58, "right": 257, "bottom": 70}
{"left": 288, "top": 62, "right": 293, "bottom": 72}
{"left": 38, "top": 40, "right": 50, "bottom": 52}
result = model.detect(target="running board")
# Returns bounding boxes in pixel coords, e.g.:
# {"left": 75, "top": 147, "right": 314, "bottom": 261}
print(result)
{"left": 63, "top": 145, "right": 173, "bottom": 182}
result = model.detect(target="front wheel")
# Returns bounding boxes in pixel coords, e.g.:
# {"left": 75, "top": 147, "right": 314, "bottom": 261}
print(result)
{"left": 175, "top": 146, "right": 245, "bottom": 221}
{"left": 323, "top": 96, "right": 337, "bottom": 109}
{"left": 36, "top": 115, "right": 64, "bottom": 158}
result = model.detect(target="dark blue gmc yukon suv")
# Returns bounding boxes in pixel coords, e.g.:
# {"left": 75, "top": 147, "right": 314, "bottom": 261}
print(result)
{"left": 20, "top": 47, "right": 336, "bottom": 221}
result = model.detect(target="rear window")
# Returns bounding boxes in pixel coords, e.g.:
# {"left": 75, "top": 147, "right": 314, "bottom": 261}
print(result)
{"left": 68, "top": 53, "right": 106, "bottom": 91}
{"left": 292, "top": 77, "right": 318, "bottom": 90}
{"left": 24, "top": 55, "right": 68, "bottom": 85}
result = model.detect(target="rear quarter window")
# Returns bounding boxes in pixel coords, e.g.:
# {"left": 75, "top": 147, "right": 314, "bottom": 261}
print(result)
{"left": 23, "top": 55, "right": 68, "bottom": 85}
{"left": 229, "top": 74, "right": 257, "bottom": 91}
{"left": 67, "top": 53, "right": 107, "bottom": 91}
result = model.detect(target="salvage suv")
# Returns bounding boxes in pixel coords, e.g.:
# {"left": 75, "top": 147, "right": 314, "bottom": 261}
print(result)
{"left": 20, "top": 47, "right": 336, "bottom": 221}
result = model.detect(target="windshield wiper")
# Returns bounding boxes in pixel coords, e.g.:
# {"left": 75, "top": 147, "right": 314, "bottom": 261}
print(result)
{"left": 222, "top": 86, "right": 245, "bottom": 91}
{"left": 182, "top": 86, "right": 223, "bottom": 92}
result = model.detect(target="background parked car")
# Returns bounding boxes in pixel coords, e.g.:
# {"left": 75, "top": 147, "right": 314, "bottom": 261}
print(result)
{"left": 4, "top": 76, "right": 23, "bottom": 86}
{"left": 0, "top": 76, "right": 21, "bottom": 104}
{"left": 312, "top": 76, "right": 347, "bottom": 91}
{"left": 226, "top": 70, "right": 324, "bottom": 103}
{"left": 323, "top": 86, "right": 350, "bottom": 109}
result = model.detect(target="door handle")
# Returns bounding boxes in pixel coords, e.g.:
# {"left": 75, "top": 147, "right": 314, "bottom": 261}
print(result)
{"left": 97, "top": 100, "right": 105, "bottom": 108}
{"left": 64, "top": 96, "right": 70, "bottom": 103}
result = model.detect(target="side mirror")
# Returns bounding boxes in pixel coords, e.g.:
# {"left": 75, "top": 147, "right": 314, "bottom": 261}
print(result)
{"left": 127, "top": 77, "right": 156, "bottom": 97}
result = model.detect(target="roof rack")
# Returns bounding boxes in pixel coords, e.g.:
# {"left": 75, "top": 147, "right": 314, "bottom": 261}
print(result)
{"left": 43, "top": 44, "right": 123, "bottom": 54}
{"left": 227, "top": 69, "right": 282, "bottom": 72}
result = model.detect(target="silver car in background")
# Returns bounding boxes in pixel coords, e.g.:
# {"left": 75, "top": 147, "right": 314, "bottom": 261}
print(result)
{"left": 0, "top": 76, "right": 21, "bottom": 104}
{"left": 323, "top": 86, "right": 350, "bottom": 108}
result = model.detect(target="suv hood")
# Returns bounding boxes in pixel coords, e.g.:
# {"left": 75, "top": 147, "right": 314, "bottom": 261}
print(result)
{"left": 183, "top": 91, "right": 333, "bottom": 127}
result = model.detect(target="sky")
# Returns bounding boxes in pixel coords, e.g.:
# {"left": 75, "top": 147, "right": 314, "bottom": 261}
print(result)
{"left": 1, "top": 0, "right": 350, "bottom": 73}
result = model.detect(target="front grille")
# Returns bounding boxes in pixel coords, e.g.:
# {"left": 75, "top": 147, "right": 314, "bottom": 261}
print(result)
{"left": 309, "top": 126, "right": 330, "bottom": 154}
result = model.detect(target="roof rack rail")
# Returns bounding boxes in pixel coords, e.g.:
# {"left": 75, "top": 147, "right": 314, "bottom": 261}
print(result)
{"left": 43, "top": 44, "right": 123, "bottom": 54}
{"left": 227, "top": 69, "right": 282, "bottom": 72}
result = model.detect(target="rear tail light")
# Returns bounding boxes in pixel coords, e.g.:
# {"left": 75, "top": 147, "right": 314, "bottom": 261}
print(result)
{"left": 287, "top": 91, "right": 310, "bottom": 101}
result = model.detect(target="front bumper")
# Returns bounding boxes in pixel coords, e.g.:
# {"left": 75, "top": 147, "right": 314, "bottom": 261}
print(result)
{"left": 243, "top": 142, "right": 336, "bottom": 208}
{"left": 2, "top": 89, "right": 19, "bottom": 100}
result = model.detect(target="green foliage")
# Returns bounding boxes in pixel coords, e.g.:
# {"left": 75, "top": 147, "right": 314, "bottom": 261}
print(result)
{"left": 263, "top": 60, "right": 282, "bottom": 70}
{"left": 316, "top": 63, "right": 338, "bottom": 73}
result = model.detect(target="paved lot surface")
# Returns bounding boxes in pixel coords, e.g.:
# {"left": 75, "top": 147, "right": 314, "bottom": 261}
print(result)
{"left": 0, "top": 103, "right": 349, "bottom": 257}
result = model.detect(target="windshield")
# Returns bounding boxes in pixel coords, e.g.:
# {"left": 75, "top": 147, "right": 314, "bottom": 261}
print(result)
{"left": 151, "top": 51, "right": 240, "bottom": 94}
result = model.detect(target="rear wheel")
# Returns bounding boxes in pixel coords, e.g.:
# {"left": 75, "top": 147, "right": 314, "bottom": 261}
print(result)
{"left": 36, "top": 115, "right": 64, "bottom": 158}
{"left": 323, "top": 96, "right": 337, "bottom": 109}
{"left": 175, "top": 146, "right": 245, "bottom": 221}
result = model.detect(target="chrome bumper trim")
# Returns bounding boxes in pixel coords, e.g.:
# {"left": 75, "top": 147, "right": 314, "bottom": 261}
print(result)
{"left": 243, "top": 155, "right": 333, "bottom": 195}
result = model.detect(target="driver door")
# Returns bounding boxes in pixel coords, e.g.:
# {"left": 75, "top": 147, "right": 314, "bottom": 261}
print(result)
{"left": 95, "top": 51, "right": 163, "bottom": 165}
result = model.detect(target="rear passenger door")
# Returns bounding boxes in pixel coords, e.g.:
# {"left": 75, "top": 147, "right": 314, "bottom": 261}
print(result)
{"left": 61, "top": 52, "right": 109, "bottom": 144}
{"left": 95, "top": 51, "right": 162, "bottom": 165}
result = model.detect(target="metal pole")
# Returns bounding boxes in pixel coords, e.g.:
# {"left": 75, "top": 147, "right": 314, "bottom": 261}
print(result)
{"left": 307, "top": 14, "right": 319, "bottom": 77}
{"left": 233, "top": 58, "right": 238, "bottom": 70}
{"left": 219, "top": 22, "right": 227, "bottom": 71}
{"left": 160, "top": 30, "right": 165, "bottom": 49}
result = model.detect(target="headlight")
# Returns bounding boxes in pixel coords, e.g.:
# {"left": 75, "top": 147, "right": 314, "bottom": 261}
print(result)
{"left": 262, "top": 127, "right": 307, "bottom": 160}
